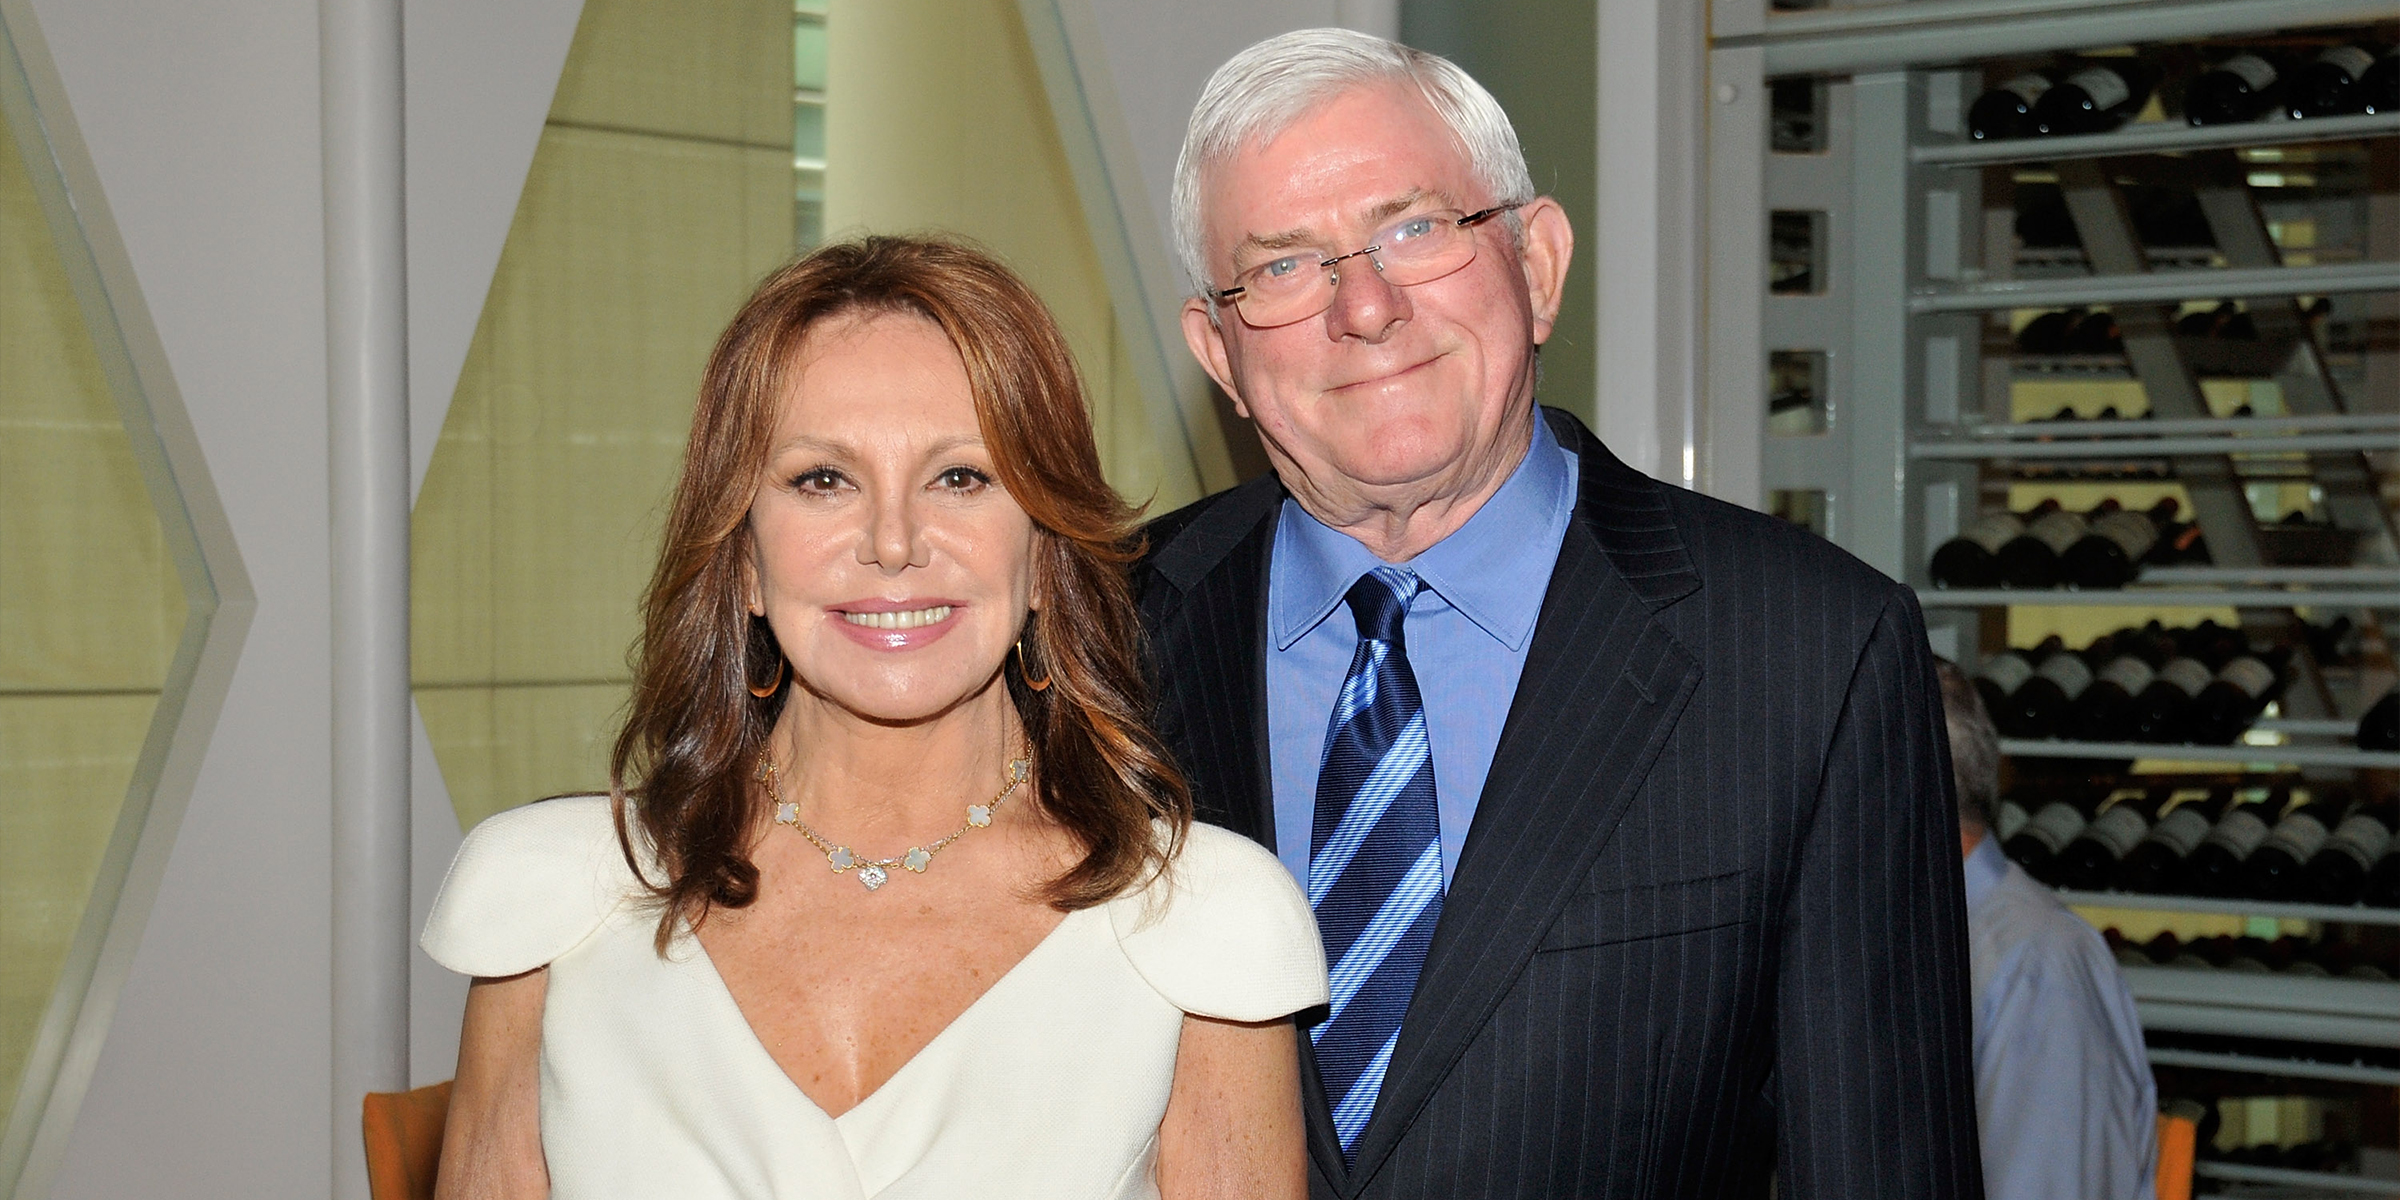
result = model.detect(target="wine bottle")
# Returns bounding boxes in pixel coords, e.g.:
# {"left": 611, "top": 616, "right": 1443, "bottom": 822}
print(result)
{"left": 2015, "top": 309, "right": 2078, "bottom": 355}
{"left": 2181, "top": 786, "right": 2285, "bottom": 897}
{"left": 2358, "top": 688, "right": 2398, "bottom": 752}
{"left": 2032, "top": 60, "right": 2158, "bottom": 136}
{"left": 2062, "top": 498, "right": 2177, "bottom": 588}
{"left": 2055, "top": 786, "right": 2168, "bottom": 890}
{"left": 2113, "top": 786, "right": 2229, "bottom": 893}
{"left": 2004, "top": 646, "right": 2092, "bottom": 740}
{"left": 1996, "top": 502, "right": 2083, "bottom": 589}
{"left": 1929, "top": 511, "right": 2023, "bottom": 588}
{"left": 2291, "top": 45, "right": 2378, "bottom": 117}
{"left": 2187, "top": 652, "right": 2282, "bottom": 745}
{"left": 1974, "top": 651, "right": 2036, "bottom": 731}
{"left": 2003, "top": 790, "right": 2101, "bottom": 881}
{"left": 2361, "top": 47, "right": 2398, "bottom": 115}
{"left": 2241, "top": 794, "right": 2345, "bottom": 901}
{"left": 2074, "top": 653, "right": 2156, "bottom": 742}
{"left": 1995, "top": 796, "right": 2031, "bottom": 844}
{"left": 2185, "top": 52, "right": 2289, "bottom": 125}
{"left": 1969, "top": 70, "right": 2054, "bottom": 140}
{"left": 2364, "top": 843, "right": 2400, "bottom": 908}
{"left": 2130, "top": 655, "right": 2214, "bottom": 742}
{"left": 2064, "top": 310, "right": 2123, "bottom": 355}
{"left": 2305, "top": 801, "right": 2396, "bottom": 905}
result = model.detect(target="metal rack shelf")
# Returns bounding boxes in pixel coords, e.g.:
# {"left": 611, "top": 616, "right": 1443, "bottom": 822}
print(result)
{"left": 1920, "top": 588, "right": 2400, "bottom": 609}
{"left": 2124, "top": 966, "right": 2400, "bottom": 1047}
{"left": 2193, "top": 1160, "right": 2400, "bottom": 1196}
{"left": 1942, "top": 412, "right": 2400, "bottom": 440}
{"left": 1911, "top": 431, "right": 2397, "bottom": 458}
{"left": 1911, "top": 261, "right": 2400, "bottom": 314}
{"left": 2147, "top": 1047, "right": 2400, "bottom": 1088}
{"left": 1999, "top": 738, "right": 2400, "bottom": 768}
{"left": 1917, "top": 111, "right": 2400, "bottom": 167}
{"left": 2059, "top": 890, "right": 2400, "bottom": 928}
{"left": 1732, "top": 0, "right": 2394, "bottom": 75}
{"left": 2143, "top": 567, "right": 2400, "bottom": 587}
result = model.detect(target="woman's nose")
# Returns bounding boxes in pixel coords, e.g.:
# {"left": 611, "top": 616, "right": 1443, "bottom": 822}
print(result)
{"left": 859, "top": 489, "right": 928, "bottom": 571}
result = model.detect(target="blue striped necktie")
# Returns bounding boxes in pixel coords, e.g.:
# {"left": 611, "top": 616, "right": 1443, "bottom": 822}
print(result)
{"left": 1309, "top": 567, "right": 1444, "bottom": 1161}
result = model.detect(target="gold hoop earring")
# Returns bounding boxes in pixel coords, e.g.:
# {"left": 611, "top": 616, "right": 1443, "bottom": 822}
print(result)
{"left": 748, "top": 656, "right": 786, "bottom": 699}
{"left": 1016, "top": 639, "right": 1051, "bottom": 692}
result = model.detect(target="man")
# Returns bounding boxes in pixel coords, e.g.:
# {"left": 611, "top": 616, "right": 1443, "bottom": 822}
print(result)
{"left": 1134, "top": 28, "right": 1984, "bottom": 1199}
{"left": 1934, "top": 660, "right": 2158, "bottom": 1200}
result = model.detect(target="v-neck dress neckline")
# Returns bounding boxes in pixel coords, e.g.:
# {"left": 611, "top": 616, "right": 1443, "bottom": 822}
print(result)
{"left": 422, "top": 795, "right": 1327, "bottom": 1200}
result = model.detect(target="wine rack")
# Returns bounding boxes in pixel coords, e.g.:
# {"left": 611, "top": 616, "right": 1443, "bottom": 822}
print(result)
{"left": 1711, "top": 1, "right": 2400, "bottom": 1193}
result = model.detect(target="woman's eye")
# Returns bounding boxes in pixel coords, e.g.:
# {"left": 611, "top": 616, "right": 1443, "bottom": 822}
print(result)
{"left": 791, "top": 467, "right": 846, "bottom": 492}
{"left": 934, "top": 466, "right": 992, "bottom": 492}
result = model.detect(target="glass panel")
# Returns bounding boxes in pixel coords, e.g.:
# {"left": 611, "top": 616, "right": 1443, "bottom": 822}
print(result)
{"left": 0, "top": 105, "right": 184, "bottom": 1134}
{"left": 1769, "top": 209, "right": 1825, "bottom": 295}
{"left": 794, "top": 100, "right": 825, "bottom": 164}
{"left": 1770, "top": 489, "right": 1829, "bottom": 538}
{"left": 1768, "top": 349, "right": 1828, "bottom": 435}
{"left": 1769, "top": 77, "right": 1826, "bottom": 154}
{"left": 793, "top": 15, "right": 827, "bottom": 93}
{"left": 415, "top": 0, "right": 796, "bottom": 830}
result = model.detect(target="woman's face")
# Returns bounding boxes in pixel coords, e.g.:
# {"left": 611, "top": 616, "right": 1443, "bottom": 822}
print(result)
{"left": 748, "top": 309, "right": 1037, "bottom": 725}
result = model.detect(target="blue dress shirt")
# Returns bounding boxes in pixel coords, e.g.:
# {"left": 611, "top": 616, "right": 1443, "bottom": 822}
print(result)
{"left": 1963, "top": 836, "right": 2158, "bottom": 1200}
{"left": 1266, "top": 414, "right": 1578, "bottom": 887}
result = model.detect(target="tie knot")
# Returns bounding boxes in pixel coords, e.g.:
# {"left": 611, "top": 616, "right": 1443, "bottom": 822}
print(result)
{"left": 1344, "top": 568, "right": 1418, "bottom": 645}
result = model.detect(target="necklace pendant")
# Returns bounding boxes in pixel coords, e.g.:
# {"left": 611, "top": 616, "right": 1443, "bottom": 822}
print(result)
{"left": 856, "top": 864, "right": 889, "bottom": 891}
{"left": 776, "top": 801, "right": 799, "bottom": 826}
{"left": 828, "top": 846, "right": 855, "bottom": 870}
{"left": 903, "top": 847, "right": 933, "bottom": 872}
{"left": 966, "top": 804, "right": 992, "bottom": 828}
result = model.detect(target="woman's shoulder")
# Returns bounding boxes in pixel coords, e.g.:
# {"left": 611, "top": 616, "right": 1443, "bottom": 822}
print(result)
{"left": 1105, "top": 821, "right": 1328, "bottom": 1021}
{"left": 419, "top": 794, "right": 651, "bottom": 978}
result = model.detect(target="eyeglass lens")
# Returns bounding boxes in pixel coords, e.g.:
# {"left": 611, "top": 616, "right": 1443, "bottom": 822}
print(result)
{"left": 1227, "top": 209, "right": 1490, "bottom": 327}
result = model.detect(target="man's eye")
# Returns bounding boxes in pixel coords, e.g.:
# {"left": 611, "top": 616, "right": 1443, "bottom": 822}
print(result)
{"left": 1260, "top": 256, "right": 1306, "bottom": 280}
{"left": 1387, "top": 217, "right": 1439, "bottom": 243}
{"left": 935, "top": 466, "right": 991, "bottom": 491}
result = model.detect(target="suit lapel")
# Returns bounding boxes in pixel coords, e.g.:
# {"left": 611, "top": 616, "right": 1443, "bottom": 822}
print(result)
{"left": 1338, "top": 413, "right": 1703, "bottom": 1189}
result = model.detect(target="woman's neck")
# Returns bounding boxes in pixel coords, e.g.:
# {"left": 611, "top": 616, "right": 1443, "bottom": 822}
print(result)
{"left": 771, "top": 683, "right": 1026, "bottom": 847}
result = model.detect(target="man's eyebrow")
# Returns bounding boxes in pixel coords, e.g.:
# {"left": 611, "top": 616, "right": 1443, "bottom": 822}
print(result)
{"left": 1232, "top": 188, "right": 1450, "bottom": 259}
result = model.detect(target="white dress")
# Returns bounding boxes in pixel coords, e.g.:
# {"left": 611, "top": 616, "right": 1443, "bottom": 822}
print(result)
{"left": 420, "top": 795, "right": 1327, "bottom": 1199}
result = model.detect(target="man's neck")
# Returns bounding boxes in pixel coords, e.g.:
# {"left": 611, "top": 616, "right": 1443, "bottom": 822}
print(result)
{"left": 1289, "top": 408, "right": 1538, "bottom": 563}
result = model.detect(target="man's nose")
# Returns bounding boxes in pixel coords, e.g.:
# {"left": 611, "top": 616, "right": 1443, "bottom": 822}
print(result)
{"left": 1322, "top": 254, "right": 1409, "bottom": 343}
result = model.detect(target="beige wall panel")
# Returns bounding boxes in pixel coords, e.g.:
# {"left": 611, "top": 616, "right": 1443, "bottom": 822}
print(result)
{"left": 416, "top": 683, "right": 625, "bottom": 832}
{"left": 0, "top": 121, "right": 181, "bottom": 691}
{"left": 824, "top": 0, "right": 1168, "bottom": 504}
{"left": 0, "top": 693, "right": 157, "bottom": 1132}
{"left": 548, "top": 0, "right": 792, "bottom": 148}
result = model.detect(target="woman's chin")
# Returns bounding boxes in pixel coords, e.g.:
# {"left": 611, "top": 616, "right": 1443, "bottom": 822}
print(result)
{"left": 791, "top": 668, "right": 1008, "bottom": 729}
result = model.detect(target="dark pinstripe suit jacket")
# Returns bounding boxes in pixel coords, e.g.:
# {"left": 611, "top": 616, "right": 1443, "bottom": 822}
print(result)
{"left": 1133, "top": 408, "right": 1984, "bottom": 1200}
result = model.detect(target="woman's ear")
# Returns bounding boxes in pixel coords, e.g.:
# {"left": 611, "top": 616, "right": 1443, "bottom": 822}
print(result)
{"left": 740, "top": 530, "right": 765, "bottom": 617}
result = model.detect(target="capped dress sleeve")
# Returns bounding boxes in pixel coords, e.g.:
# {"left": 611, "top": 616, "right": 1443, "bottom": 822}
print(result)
{"left": 1107, "top": 822, "right": 1329, "bottom": 1022}
{"left": 419, "top": 793, "right": 648, "bottom": 978}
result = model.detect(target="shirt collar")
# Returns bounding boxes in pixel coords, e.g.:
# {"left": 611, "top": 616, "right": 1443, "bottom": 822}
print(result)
{"left": 1963, "top": 835, "right": 2009, "bottom": 909}
{"left": 1269, "top": 413, "right": 1574, "bottom": 652}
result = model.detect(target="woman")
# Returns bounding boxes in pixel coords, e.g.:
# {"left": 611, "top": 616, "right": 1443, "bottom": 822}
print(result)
{"left": 423, "top": 236, "right": 1325, "bottom": 1198}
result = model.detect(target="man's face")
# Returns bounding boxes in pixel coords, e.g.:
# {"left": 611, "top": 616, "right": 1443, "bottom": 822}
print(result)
{"left": 1181, "top": 82, "right": 1571, "bottom": 523}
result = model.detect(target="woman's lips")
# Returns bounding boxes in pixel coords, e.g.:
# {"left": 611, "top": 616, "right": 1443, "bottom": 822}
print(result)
{"left": 829, "top": 602, "right": 963, "bottom": 651}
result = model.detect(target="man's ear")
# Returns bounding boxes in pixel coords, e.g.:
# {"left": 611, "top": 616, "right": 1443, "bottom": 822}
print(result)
{"left": 1515, "top": 197, "right": 1575, "bottom": 346}
{"left": 1180, "top": 298, "right": 1252, "bottom": 420}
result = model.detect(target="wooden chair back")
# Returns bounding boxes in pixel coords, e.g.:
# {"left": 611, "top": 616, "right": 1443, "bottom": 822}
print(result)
{"left": 362, "top": 1080, "right": 452, "bottom": 1200}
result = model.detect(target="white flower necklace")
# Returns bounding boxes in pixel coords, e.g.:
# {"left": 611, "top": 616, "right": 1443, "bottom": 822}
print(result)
{"left": 757, "top": 747, "right": 1030, "bottom": 892}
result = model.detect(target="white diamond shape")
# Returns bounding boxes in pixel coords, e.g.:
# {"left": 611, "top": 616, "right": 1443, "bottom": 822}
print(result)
{"left": 857, "top": 864, "right": 889, "bottom": 891}
{"left": 829, "top": 847, "right": 854, "bottom": 870}
{"left": 967, "top": 805, "right": 992, "bottom": 827}
{"left": 777, "top": 801, "right": 799, "bottom": 824}
{"left": 904, "top": 847, "right": 932, "bottom": 872}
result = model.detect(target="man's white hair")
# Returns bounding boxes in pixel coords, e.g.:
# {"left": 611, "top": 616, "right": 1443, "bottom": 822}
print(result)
{"left": 1170, "top": 27, "right": 1536, "bottom": 301}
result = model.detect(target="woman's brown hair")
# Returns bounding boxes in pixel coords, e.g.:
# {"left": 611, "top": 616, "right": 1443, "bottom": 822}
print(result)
{"left": 611, "top": 235, "right": 1191, "bottom": 949}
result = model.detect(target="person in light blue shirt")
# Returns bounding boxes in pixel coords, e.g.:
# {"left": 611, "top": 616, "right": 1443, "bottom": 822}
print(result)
{"left": 1265, "top": 411, "right": 1576, "bottom": 888}
{"left": 1936, "top": 659, "right": 2157, "bottom": 1200}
